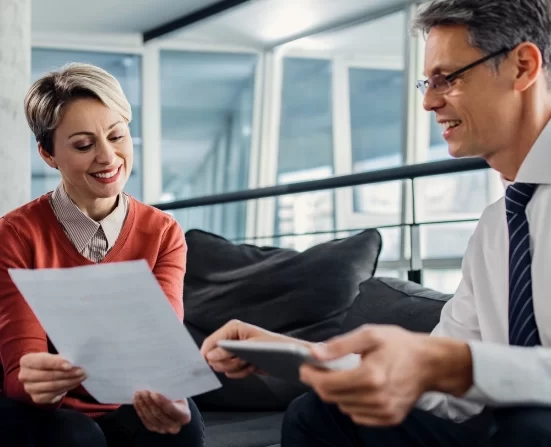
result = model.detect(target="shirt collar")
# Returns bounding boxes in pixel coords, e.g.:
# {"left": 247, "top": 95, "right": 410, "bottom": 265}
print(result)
{"left": 101, "top": 193, "right": 128, "bottom": 248}
{"left": 515, "top": 118, "right": 551, "bottom": 185}
{"left": 51, "top": 184, "right": 127, "bottom": 253}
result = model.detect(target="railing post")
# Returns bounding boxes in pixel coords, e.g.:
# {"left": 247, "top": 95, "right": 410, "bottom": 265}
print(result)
{"left": 408, "top": 179, "right": 423, "bottom": 284}
{"left": 408, "top": 223, "right": 423, "bottom": 284}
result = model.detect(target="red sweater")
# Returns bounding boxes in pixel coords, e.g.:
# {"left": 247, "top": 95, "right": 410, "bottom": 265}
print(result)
{"left": 0, "top": 194, "right": 186, "bottom": 416}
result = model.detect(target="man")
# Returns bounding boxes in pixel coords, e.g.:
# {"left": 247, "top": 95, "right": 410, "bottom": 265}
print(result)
{"left": 201, "top": 0, "right": 551, "bottom": 445}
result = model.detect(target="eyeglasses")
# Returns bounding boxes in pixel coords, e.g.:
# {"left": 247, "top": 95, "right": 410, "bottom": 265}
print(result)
{"left": 416, "top": 47, "right": 511, "bottom": 95}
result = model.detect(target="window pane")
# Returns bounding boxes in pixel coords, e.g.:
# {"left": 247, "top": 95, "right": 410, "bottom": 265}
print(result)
{"left": 415, "top": 171, "right": 491, "bottom": 259}
{"left": 160, "top": 50, "right": 257, "bottom": 240}
{"left": 348, "top": 12, "right": 406, "bottom": 216}
{"left": 276, "top": 58, "right": 334, "bottom": 249}
{"left": 374, "top": 269, "right": 407, "bottom": 281}
{"left": 423, "top": 269, "right": 462, "bottom": 294}
{"left": 31, "top": 49, "right": 143, "bottom": 200}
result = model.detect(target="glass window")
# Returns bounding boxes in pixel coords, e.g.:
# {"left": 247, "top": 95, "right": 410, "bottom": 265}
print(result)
{"left": 275, "top": 57, "right": 335, "bottom": 249}
{"left": 160, "top": 50, "right": 257, "bottom": 241}
{"left": 423, "top": 269, "right": 462, "bottom": 294}
{"left": 31, "top": 49, "right": 143, "bottom": 200}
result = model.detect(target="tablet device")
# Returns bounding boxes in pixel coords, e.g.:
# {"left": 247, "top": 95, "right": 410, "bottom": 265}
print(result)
{"left": 216, "top": 340, "right": 361, "bottom": 382}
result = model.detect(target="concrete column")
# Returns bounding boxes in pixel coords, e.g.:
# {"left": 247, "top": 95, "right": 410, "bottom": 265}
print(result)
{"left": 0, "top": 0, "right": 31, "bottom": 216}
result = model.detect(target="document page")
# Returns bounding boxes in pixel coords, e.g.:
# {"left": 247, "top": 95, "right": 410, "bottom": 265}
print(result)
{"left": 9, "top": 260, "right": 221, "bottom": 404}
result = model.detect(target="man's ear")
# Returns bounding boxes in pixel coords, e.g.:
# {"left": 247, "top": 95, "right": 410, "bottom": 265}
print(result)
{"left": 38, "top": 144, "right": 58, "bottom": 170}
{"left": 512, "top": 42, "right": 543, "bottom": 92}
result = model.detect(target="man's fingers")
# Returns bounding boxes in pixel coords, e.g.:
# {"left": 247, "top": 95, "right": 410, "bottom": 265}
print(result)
{"left": 209, "top": 356, "right": 249, "bottom": 374}
{"left": 20, "top": 353, "right": 74, "bottom": 371}
{"left": 200, "top": 320, "right": 245, "bottom": 357}
{"left": 299, "top": 364, "right": 367, "bottom": 391}
{"left": 205, "top": 347, "right": 235, "bottom": 363}
{"left": 311, "top": 326, "right": 381, "bottom": 361}
{"left": 225, "top": 365, "right": 258, "bottom": 379}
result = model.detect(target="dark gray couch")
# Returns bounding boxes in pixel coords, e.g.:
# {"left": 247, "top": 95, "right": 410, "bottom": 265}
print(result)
{"left": 182, "top": 229, "right": 453, "bottom": 447}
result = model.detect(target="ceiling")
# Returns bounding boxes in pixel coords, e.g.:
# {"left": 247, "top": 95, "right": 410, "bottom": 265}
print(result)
{"left": 31, "top": 0, "right": 223, "bottom": 34}
{"left": 30, "top": 0, "right": 419, "bottom": 191}
{"left": 32, "top": 0, "right": 417, "bottom": 48}
{"left": 171, "top": 0, "right": 410, "bottom": 48}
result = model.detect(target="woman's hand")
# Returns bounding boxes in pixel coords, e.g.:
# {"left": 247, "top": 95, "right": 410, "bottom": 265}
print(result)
{"left": 18, "top": 352, "right": 87, "bottom": 404}
{"left": 201, "top": 319, "right": 311, "bottom": 379}
{"left": 133, "top": 392, "right": 191, "bottom": 434}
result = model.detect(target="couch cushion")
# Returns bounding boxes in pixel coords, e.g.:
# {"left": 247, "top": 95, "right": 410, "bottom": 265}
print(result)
{"left": 341, "top": 277, "right": 452, "bottom": 334}
{"left": 203, "top": 411, "right": 283, "bottom": 447}
{"left": 184, "top": 228, "right": 382, "bottom": 341}
{"left": 183, "top": 229, "right": 382, "bottom": 411}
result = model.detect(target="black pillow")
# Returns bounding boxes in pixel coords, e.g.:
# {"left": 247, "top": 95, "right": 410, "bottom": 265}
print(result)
{"left": 183, "top": 228, "right": 382, "bottom": 342}
{"left": 341, "top": 277, "right": 452, "bottom": 334}
{"left": 183, "top": 228, "right": 382, "bottom": 411}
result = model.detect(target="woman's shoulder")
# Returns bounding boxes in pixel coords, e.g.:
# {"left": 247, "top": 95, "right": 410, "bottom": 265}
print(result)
{"left": 125, "top": 194, "right": 180, "bottom": 229}
{"left": 1, "top": 194, "right": 52, "bottom": 228}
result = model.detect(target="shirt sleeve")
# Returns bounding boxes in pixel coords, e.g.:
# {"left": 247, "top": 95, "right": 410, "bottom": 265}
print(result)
{"left": 415, "top": 229, "right": 486, "bottom": 422}
{"left": 153, "top": 219, "right": 186, "bottom": 322}
{"left": 463, "top": 342, "right": 551, "bottom": 406}
{"left": 0, "top": 218, "right": 55, "bottom": 406}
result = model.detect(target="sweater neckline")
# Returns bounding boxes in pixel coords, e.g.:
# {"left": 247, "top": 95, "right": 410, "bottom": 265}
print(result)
{"left": 39, "top": 193, "right": 137, "bottom": 265}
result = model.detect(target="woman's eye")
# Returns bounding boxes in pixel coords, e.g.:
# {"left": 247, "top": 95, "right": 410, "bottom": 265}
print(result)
{"left": 75, "top": 144, "right": 93, "bottom": 151}
{"left": 110, "top": 135, "right": 124, "bottom": 141}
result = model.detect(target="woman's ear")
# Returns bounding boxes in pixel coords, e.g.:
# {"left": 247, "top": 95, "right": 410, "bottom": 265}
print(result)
{"left": 37, "top": 144, "right": 58, "bottom": 170}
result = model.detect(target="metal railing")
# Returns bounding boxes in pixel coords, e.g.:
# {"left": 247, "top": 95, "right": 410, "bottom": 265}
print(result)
{"left": 153, "top": 157, "right": 490, "bottom": 284}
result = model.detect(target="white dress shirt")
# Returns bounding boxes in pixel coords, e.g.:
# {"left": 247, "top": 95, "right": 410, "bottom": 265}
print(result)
{"left": 416, "top": 120, "right": 551, "bottom": 422}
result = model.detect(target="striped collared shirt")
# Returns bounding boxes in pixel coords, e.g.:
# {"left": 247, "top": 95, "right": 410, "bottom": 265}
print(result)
{"left": 49, "top": 184, "right": 129, "bottom": 262}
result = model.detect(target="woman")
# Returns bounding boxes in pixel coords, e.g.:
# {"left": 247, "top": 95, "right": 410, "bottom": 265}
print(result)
{"left": 0, "top": 63, "right": 203, "bottom": 447}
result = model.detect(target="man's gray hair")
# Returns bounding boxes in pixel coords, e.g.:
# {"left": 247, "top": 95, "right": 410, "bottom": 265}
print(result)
{"left": 412, "top": 0, "right": 551, "bottom": 75}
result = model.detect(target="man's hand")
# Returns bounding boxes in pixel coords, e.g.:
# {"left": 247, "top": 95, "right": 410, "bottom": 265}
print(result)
{"left": 18, "top": 353, "right": 87, "bottom": 404}
{"left": 133, "top": 392, "right": 191, "bottom": 434}
{"left": 300, "top": 325, "right": 473, "bottom": 427}
{"left": 201, "top": 319, "right": 310, "bottom": 379}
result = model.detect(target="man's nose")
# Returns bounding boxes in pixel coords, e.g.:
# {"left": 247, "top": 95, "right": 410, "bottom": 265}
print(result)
{"left": 422, "top": 87, "right": 446, "bottom": 112}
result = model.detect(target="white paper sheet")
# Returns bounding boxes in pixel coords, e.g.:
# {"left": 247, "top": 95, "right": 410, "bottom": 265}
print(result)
{"left": 8, "top": 259, "right": 221, "bottom": 404}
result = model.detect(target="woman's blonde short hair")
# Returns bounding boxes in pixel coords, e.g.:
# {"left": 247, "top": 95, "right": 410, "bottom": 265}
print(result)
{"left": 24, "top": 62, "right": 132, "bottom": 155}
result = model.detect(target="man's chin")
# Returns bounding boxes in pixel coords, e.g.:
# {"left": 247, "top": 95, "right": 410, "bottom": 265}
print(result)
{"left": 448, "top": 144, "right": 475, "bottom": 159}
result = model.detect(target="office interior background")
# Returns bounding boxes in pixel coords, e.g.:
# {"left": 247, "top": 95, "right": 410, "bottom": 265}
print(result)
{"left": 7, "top": 0, "right": 503, "bottom": 294}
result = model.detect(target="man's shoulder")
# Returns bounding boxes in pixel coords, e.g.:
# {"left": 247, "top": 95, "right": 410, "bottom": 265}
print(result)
{"left": 463, "top": 197, "right": 506, "bottom": 254}
{"left": 478, "top": 196, "right": 506, "bottom": 226}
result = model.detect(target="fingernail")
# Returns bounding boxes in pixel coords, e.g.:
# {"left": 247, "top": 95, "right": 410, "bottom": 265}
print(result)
{"left": 61, "top": 362, "right": 72, "bottom": 370}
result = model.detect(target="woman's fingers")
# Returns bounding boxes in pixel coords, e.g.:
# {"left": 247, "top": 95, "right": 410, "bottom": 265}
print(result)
{"left": 20, "top": 353, "right": 73, "bottom": 371}
{"left": 23, "top": 375, "right": 86, "bottom": 395}
{"left": 19, "top": 366, "right": 86, "bottom": 383}
{"left": 29, "top": 391, "right": 67, "bottom": 405}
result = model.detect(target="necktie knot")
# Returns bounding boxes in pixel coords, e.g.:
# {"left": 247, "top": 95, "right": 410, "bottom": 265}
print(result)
{"left": 505, "top": 183, "right": 537, "bottom": 215}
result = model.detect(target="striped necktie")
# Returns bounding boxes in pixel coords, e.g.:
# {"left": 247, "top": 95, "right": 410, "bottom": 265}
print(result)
{"left": 506, "top": 183, "right": 541, "bottom": 346}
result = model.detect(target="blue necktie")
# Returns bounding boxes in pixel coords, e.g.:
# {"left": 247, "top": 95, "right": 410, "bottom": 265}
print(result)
{"left": 506, "top": 183, "right": 541, "bottom": 346}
